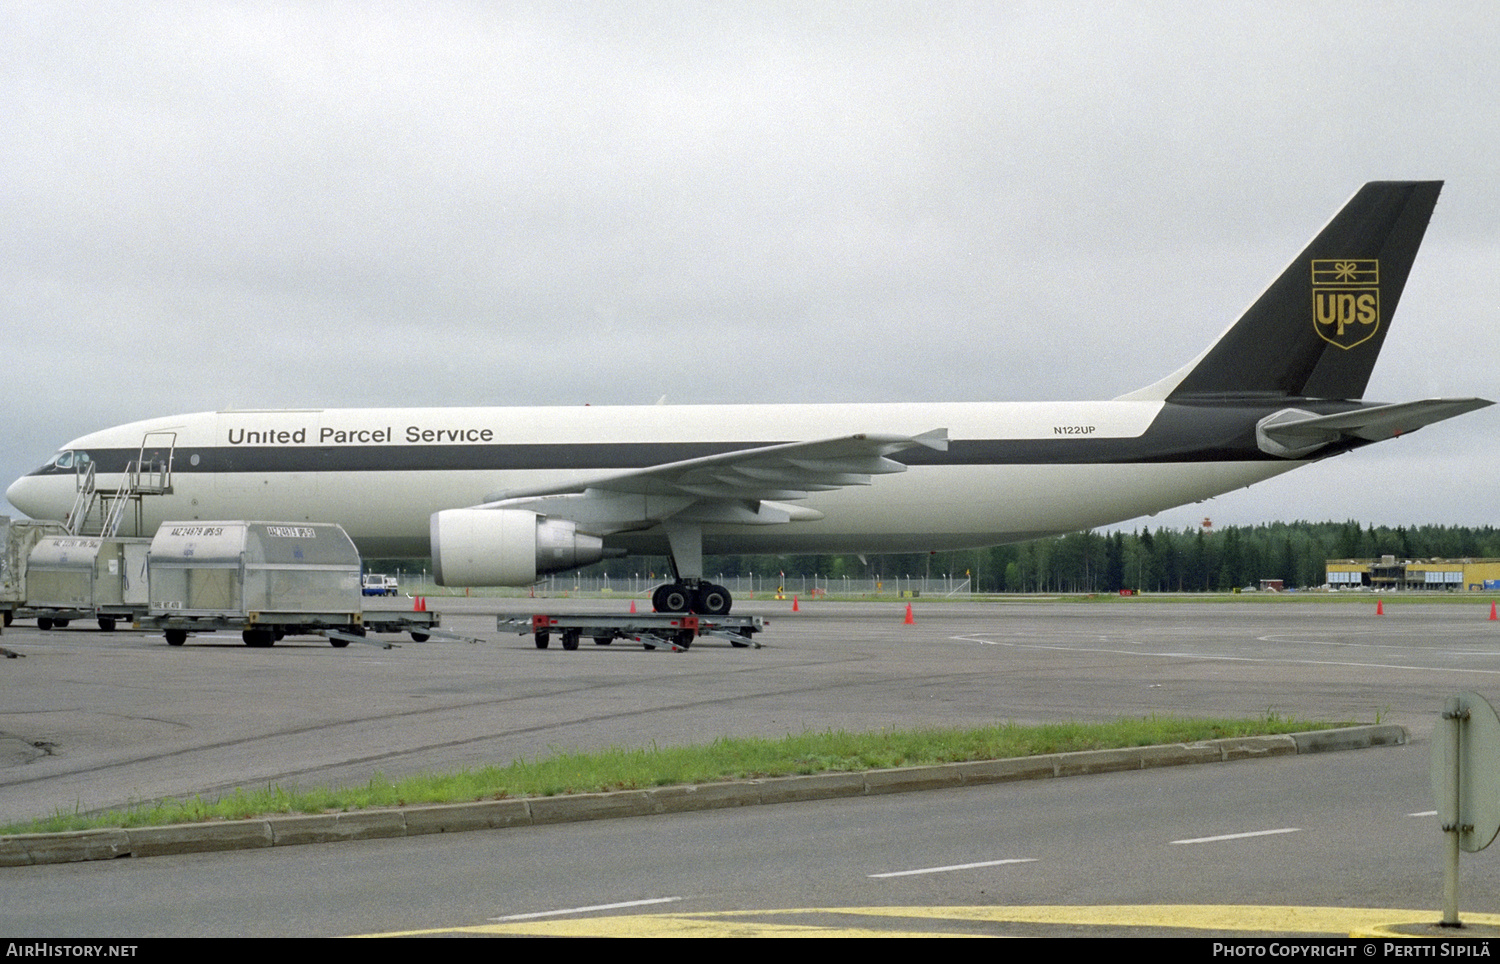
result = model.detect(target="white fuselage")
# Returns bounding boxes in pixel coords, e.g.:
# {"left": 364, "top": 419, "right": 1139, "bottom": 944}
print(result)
{"left": 7, "top": 401, "right": 1301, "bottom": 558}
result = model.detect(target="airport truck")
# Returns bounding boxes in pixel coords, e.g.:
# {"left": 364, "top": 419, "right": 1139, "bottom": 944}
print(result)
{"left": 361, "top": 573, "right": 399, "bottom": 596}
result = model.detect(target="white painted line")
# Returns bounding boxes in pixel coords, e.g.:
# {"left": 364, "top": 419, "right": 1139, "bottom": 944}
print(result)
{"left": 1409, "top": 810, "right": 1438, "bottom": 817}
{"left": 869, "top": 858, "right": 1037, "bottom": 878}
{"left": 1169, "top": 828, "right": 1301, "bottom": 845}
{"left": 489, "top": 896, "right": 683, "bottom": 921}
{"left": 952, "top": 635, "right": 1500, "bottom": 676}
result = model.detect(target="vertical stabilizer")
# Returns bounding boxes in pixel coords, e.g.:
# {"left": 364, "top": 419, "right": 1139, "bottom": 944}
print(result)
{"left": 1128, "top": 181, "right": 1442, "bottom": 402}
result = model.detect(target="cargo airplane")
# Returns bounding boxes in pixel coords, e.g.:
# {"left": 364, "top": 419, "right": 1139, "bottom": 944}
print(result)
{"left": 7, "top": 181, "right": 1490, "bottom": 614}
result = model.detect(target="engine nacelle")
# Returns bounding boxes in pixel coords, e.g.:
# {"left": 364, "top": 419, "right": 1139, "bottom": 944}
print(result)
{"left": 430, "top": 508, "right": 604, "bottom": 586}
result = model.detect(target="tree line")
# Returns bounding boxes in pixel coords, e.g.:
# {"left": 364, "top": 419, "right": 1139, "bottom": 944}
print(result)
{"left": 369, "top": 520, "right": 1500, "bottom": 594}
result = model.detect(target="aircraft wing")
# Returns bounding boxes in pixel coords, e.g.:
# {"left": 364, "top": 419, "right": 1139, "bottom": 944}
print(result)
{"left": 478, "top": 429, "right": 949, "bottom": 530}
{"left": 1257, "top": 398, "right": 1492, "bottom": 458}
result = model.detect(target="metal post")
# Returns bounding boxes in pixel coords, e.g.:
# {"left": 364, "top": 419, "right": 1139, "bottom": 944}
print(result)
{"left": 1442, "top": 697, "right": 1466, "bottom": 927}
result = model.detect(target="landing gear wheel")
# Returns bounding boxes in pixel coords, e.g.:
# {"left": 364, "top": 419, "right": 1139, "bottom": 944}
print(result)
{"left": 534, "top": 632, "right": 550, "bottom": 649}
{"left": 165, "top": 629, "right": 187, "bottom": 646}
{"left": 98, "top": 617, "right": 116, "bottom": 632}
{"left": 694, "top": 584, "right": 732, "bottom": 616}
{"left": 654, "top": 584, "right": 692, "bottom": 613}
{"left": 562, "top": 630, "right": 580, "bottom": 651}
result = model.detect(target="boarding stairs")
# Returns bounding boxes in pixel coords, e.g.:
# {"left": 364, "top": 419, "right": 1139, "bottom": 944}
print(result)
{"left": 67, "top": 432, "right": 176, "bottom": 538}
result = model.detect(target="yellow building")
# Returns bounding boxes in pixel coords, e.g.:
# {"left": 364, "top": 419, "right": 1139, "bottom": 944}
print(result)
{"left": 1325, "top": 557, "right": 1500, "bottom": 591}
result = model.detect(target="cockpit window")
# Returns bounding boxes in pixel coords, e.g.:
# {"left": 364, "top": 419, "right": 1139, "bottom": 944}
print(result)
{"left": 47, "top": 451, "right": 89, "bottom": 471}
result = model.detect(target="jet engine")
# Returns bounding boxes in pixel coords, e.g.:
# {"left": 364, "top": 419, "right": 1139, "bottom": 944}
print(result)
{"left": 430, "top": 508, "right": 604, "bottom": 586}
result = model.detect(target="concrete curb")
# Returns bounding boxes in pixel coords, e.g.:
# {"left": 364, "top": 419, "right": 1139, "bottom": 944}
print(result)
{"left": 0, "top": 724, "right": 1404, "bottom": 866}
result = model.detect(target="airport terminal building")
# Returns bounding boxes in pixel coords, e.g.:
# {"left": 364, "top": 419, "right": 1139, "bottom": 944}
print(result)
{"left": 1325, "top": 556, "right": 1500, "bottom": 592}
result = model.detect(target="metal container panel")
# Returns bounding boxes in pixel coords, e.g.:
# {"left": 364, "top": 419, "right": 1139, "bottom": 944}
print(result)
{"left": 120, "top": 541, "right": 150, "bottom": 607}
{"left": 26, "top": 536, "right": 102, "bottom": 609}
{"left": 148, "top": 522, "right": 360, "bottom": 617}
{"left": 1, "top": 517, "right": 70, "bottom": 605}
{"left": 88, "top": 538, "right": 151, "bottom": 609}
{"left": 241, "top": 525, "right": 360, "bottom": 613}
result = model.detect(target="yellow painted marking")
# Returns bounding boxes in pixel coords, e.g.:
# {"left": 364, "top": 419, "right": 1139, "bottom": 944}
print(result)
{"left": 352, "top": 905, "right": 1500, "bottom": 938}
{"left": 824, "top": 905, "right": 1500, "bottom": 933}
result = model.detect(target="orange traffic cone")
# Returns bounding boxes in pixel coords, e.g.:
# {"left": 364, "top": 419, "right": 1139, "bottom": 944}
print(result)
{"left": 629, "top": 599, "right": 637, "bottom": 614}
{"left": 1490, "top": 602, "right": 1497, "bottom": 621}
{"left": 792, "top": 595, "right": 800, "bottom": 612}
{"left": 1376, "top": 599, "right": 1384, "bottom": 616}
{"left": 904, "top": 603, "right": 914, "bottom": 625}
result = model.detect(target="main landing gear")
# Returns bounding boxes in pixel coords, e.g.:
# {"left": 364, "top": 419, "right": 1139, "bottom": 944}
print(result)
{"left": 649, "top": 522, "right": 733, "bottom": 615}
{"left": 651, "top": 581, "right": 733, "bottom": 616}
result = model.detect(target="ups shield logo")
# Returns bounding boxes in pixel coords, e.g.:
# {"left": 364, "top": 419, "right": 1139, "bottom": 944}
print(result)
{"left": 1311, "top": 259, "right": 1380, "bottom": 350}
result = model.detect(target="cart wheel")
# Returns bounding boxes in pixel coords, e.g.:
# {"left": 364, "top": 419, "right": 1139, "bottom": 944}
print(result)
{"left": 410, "top": 632, "right": 430, "bottom": 642}
{"left": 534, "top": 632, "right": 550, "bottom": 649}
{"left": 98, "top": 617, "right": 116, "bottom": 632}
{"left": 593, "top": 636, "right": 612, "bottom": 646}
{"left": 330, "top": 637, "right": 350, "bottom": 648}
{"left": 562, "top": 630, "right": 580, "bottom": 651}
{"left": 37, "top": 617, "right": 53, "bottom": 631}
{"left": 165, "top": 629, "right": 188, "bottom": 646}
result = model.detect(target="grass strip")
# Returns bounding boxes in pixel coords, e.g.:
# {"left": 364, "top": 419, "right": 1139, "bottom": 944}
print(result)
{"left": 4, "top": 714, "right": 1343, "bottom": 836}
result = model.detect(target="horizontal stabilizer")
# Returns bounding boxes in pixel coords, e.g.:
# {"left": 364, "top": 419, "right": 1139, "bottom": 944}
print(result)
{"left": 1256, "top": 398, "right": 1492, "bottom": 458}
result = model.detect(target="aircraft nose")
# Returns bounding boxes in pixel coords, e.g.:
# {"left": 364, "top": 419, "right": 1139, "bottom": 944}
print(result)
{"left": 7, "top": 473, "right": 47, "bottom": 518}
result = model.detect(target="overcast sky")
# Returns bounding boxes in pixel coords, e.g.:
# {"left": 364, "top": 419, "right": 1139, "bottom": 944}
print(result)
{"left": 3, "top": 2, "right": 1497, "bottom": 535}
